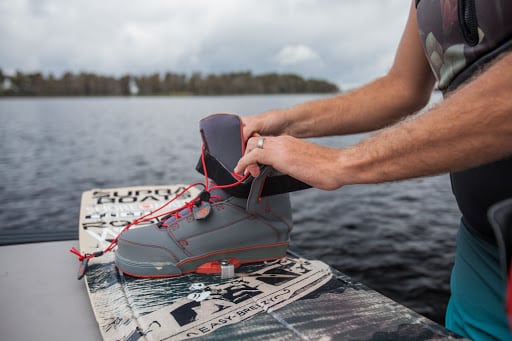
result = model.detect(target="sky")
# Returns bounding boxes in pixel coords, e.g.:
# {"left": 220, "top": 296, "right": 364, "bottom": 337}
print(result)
{"left": 0, "top": 0, "right": 411, "bottom": 89}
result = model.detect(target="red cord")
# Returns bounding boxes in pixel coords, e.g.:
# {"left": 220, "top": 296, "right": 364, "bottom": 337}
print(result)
{"left": 70, "top": 144, "right": 249, "bottom": 263}
{"left": 201, "top": 144, "right": 209, "bottom": 190}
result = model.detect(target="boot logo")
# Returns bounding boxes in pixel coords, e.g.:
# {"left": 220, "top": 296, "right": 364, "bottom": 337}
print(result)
{"left": 193, "top": 202, "right": 212, "bottom": 220}
{"left": 196, "top": 207, "right": 209, "bottom": 219}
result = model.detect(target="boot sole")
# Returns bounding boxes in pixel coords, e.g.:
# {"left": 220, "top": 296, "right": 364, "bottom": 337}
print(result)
{"left": 115, "top": 242, "right": 289, "bottom": 278}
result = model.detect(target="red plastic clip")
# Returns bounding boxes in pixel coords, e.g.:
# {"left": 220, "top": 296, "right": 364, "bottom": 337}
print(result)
{"left": 70, "top": 247, "right": 85, "bottom": 261}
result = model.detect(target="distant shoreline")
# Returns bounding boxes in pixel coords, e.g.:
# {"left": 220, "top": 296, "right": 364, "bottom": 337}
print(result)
{"left": 0, "top": 93, "right": 342, "bottom": 99}
{"left": 0, "top": 70, "right": 340, "bottom": 97}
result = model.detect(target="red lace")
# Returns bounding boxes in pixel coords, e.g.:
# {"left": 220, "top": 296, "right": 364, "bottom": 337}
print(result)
{"left": 70, "top": 144, "right": 248, "bottom": 263}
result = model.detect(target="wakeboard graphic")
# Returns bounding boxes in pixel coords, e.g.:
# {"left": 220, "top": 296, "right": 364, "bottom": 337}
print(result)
{"left": 78, "top": 186, "right": 463, "bottom": 340}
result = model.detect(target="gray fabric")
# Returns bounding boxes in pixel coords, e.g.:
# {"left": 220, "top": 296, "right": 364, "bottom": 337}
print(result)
{"left": 489, "top": 198, "right": 512, "bottom": 278}
{"left": 0, "top": 241, "right": 102, "bottom": 341}
{"left": 200, "top": 113, "right": 243, "bottom": 171}
{"left": 115, "top": 193, "right": 292, "bottom": 277}
{"left": 246, "top": 166, "right": 273, "bottom": 214}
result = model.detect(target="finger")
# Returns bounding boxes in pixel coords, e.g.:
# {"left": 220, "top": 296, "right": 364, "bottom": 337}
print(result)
{"left": 234, "top": 149, "right": 262, "bottom": 175}
{"left": 241, "top": 118, "right": 258, "bottom": 143}
{"left": 235, "top": 161, "right": 260, "bottom": 177}
{"left": 244, "top": 135, "right": 261, "bottom": 155}
{"left": 233, "top": 159, "right": 246, "bottom": 175}
{"left": 246, "top": 164, "right": 260, "bottom": 177}
{"left": 242, "top": 126, "right": 253, "bottom": 143}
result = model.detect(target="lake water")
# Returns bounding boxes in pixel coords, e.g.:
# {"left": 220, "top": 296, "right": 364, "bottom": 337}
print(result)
{"left": 0, "top": 94, "right": 460, "bottom": 324}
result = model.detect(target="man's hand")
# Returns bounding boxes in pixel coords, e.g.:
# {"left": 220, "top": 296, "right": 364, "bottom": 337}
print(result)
{"left": 235, "top": 135, "right": 347, "bottom": 190}
{"left": 240, "top": 110, "right": 288, "bottom": 178}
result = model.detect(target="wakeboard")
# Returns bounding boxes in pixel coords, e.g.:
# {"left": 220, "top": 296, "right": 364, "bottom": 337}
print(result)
{"left": 78, "top": 185, "right": 462, "bottom": 340}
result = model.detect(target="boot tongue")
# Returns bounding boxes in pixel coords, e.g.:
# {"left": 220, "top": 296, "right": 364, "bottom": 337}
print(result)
{"left": 199, "top": 113, "right": 244, "bottom": 171}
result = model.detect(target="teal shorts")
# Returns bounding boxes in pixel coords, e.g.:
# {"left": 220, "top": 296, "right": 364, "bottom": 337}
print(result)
{"left": 446, "top": 221, "right": 512, "bottom": 340}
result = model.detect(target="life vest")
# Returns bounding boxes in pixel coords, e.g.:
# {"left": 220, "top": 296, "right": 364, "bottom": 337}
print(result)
{"left": 416, "top": 0, "right": 512, "bottom": 92}
{"left": 416, "top": 0, "right": 512, "bottom": 240}
{"left": 416, "top": 0, "right": 512, "bottom": 329}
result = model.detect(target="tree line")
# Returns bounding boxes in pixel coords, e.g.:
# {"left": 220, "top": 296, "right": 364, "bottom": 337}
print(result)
{"left": 0, "top": 69, "right": 339, "bottom": 96}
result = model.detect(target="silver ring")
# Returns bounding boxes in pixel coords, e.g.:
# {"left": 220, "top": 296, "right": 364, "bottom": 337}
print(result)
{"left": 257, "top": 136, "right": 265, "bottom": 149}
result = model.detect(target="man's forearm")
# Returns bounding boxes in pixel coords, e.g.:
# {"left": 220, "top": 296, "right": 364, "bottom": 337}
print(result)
{"left": 281, "top": 74, "right": 432, "bottom": 138}
{"left": 339, "top": 52, "right": 512, "bottom": 186}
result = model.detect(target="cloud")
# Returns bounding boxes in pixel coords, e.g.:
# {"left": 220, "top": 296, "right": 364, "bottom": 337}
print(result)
{"left": 275, "top": 45, "right": 321, "bottom": 66}
{"left": 0, "top": 0, "right": 410, "bottom": 88}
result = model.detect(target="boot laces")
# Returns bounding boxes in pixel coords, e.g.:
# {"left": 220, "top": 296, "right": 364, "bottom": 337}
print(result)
{"left": 70, "top": 144, "right": 248, "bottom": 263}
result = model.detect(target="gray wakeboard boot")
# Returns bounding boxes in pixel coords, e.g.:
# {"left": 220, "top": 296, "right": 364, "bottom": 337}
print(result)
{"left": 115, "top": 113, "right": 307, "bottom": 278}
